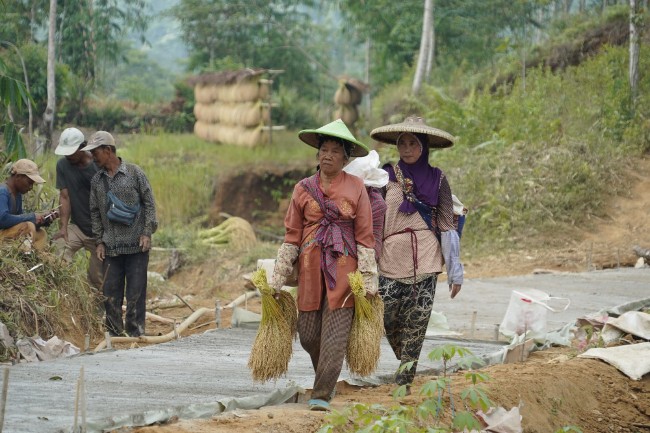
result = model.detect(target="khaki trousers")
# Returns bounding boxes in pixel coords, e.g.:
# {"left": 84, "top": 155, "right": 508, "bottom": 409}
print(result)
{"left": 53, "top": 224, "right": 104, "bottom": 289}
{"left": 0, "top": 221, "right": 48, "bottom": 250}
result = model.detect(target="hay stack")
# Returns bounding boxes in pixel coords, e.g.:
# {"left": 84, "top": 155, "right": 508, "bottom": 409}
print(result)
{"left": 194, "top": 102, "right": 270, "bottom": 127}
{"left": 332, "top": 78, "right": 368, "bottom": 129}
{"left": 345, "top": 270, "right": 384, "bottom": 377}
{"left": 190, "top": 69, "right": 274, "bottom": 147}
{"left": 334, "top": 104, "right": 359, "bottom": 126}
{"left": 248, "top": 268, "right": 297, "bottom": 382}
{"left": 334, "top": 84, "right": 362, "bottom": 106}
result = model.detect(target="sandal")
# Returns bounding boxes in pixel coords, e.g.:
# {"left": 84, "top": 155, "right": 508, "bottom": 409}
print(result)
{"left": 308, "top": 398, "right": 331, "bottom": 411}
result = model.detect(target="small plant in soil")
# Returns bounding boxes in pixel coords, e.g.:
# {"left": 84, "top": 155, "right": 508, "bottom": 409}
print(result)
{"left": 318, "top": 344, "right": 492, "bottom": 432}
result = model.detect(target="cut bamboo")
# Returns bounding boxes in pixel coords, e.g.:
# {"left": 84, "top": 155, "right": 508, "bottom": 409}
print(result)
{"left": 93, "top": 307, "right": 214, "bottom": 352}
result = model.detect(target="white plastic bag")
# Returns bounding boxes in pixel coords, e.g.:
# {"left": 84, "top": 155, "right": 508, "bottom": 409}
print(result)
{"left": 499, "top": 288, "right": 570, "bottom": 341}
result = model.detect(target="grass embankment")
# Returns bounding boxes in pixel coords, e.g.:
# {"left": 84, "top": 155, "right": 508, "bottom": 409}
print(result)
{"left": 0, "top": 243, "right": 102, "bottom": 361}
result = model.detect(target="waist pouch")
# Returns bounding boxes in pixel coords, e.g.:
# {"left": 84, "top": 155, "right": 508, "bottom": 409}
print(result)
{"left": 107, "top": 191, "right": 140, "bottom": 226}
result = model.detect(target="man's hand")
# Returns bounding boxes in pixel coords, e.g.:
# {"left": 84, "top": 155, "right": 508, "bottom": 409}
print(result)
{"left": 450, "top": 284, "right": 461, "bottom": 299}
{"left": 34, "top": 213, "right": 45, "bottom": 226}
{"left": 139, "top": 235, "right": 151, "bottom": 252}
{"left": 52, "top": 227, "right": 68, "bottom": 242}
{"left": 96, "top": 243, "right": 105, "bottom": 261}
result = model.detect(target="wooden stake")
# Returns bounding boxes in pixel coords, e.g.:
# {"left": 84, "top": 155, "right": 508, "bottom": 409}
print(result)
{"left": 470, "top": 311, "right": 477, "bottom": 339}
{"left": 104, "top": 332, "right": 112, "bottom": 350}
{"left": 215, "top": 300, "right": 222, "bottom": 329}
{"left": 84, "top": 334, "right": 90, "bottom": 353}
{"left": 0, "top": 368, "right": 9, "bottom": 433}
{"left": 73, "top": 376, "right": 80, "bottom": 433}
{"left": 80, "top": 366, "right": 86, "bottom": 433}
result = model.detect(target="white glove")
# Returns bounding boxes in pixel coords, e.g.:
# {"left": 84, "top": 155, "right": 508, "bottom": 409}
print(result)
{"left": 270, "top": 243, "right": 299, "bottom": 291}
{"left": 357, "top": 245, "right": 379, "bottom": 296}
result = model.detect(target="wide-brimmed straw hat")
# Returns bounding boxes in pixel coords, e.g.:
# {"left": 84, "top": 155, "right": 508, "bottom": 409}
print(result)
{"left": 370, "top": 115, "right": 455, "bottom": 148}
{"left": 298, "top": 119, "right": 369, "bottom": 157}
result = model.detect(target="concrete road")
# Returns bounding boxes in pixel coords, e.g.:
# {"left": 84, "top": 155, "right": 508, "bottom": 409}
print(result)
{"left": 1, "top": 268, "right": 648, "bottom": 433}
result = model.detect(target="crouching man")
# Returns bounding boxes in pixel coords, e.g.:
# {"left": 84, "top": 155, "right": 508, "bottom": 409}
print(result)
{"left": 0, "top": 159, "right": 51, "bottom": 250}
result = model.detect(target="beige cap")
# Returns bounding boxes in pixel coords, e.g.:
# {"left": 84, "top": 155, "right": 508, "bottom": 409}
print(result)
{"left": 11, "top": 159, "right": 45, "bottom": 183}
{"left": 84, "top": 131, "right": 115, "bottom": 151}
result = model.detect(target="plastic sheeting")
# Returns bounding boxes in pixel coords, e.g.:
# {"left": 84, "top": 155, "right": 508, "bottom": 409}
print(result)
{"left": 15, "top": 336, "right": 80, "bottom": 362}
{"left": 87, "top": 385, "right": 304, "bottom": 433}
{"left": 426, "top": 310, "right": 462, "bottom": 337}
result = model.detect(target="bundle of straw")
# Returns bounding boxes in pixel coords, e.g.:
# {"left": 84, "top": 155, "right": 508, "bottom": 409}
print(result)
{"left": 247, "top": 268, "right": 297, "bottom": 382}
{"left": 346, "top": 270, "right": 384, "bottom": 377}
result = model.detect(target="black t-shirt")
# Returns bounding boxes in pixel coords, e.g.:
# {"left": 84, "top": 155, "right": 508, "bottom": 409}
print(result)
{"left": 56, "top": 157, "right": 98, "bottom": 237}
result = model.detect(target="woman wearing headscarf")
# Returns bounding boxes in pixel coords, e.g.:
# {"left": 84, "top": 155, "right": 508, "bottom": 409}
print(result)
{"left": 370, "top": 116, "right": 463, "bottom": 392}
{"left": 270, "top": 119, "right": 378, "bottom": 411}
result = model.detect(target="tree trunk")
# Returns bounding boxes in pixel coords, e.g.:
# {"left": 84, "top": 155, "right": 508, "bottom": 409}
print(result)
{"left": 424, "top": 0, "right": 436, "bottom": 83}
{"left": 412, "top": 0, "right": 433, "bottom": 95}
{"left": 629, "top": 0, "right": 640, "bottom": 103}
{"left": 579, "top": 0, "right": 586, "bottom": 12}
{"left": 365, "top": 37, "right": 371, "bottom": 120}
{"left": 564, "top": 0, "right": 574, "bottom": 13}
{"left": 43, "top": 0, "right": 57, "bottom": 152}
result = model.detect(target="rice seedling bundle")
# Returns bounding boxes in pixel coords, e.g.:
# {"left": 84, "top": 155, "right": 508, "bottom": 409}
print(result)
{"left": 345, "top": 270, "right": 384, "bottom": 377}
{"left": 247, "top": 268, "right": 296, "bottom": 382}
{"left": 198, "top": 216, "right": 257, "bottom": 250}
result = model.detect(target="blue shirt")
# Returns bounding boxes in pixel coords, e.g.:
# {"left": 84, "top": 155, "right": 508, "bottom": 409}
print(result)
{"left": 0, "top": 183, "right": 36, "bottom": 229}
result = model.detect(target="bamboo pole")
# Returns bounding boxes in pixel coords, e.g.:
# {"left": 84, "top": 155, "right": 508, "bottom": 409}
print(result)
{"left": 0, "top": 368, "right": 8, "bottom": 433}
{"left": 93, "top": 307, "right": 214, "bottom": 352}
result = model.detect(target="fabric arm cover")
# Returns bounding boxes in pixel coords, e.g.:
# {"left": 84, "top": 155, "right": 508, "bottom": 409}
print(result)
{"left": 270, "top": 242, "right": 299, "bottom": 290}
{"left": 441, "top": 230, "right": 464, "bottom": 286}
{"left": 357, "top": 245, "right": 379, "bottom": 296}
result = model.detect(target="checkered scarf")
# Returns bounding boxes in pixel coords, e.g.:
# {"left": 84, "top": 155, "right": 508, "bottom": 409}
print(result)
{"left": 300, "top": 173, "right": 357, "bottom": 290}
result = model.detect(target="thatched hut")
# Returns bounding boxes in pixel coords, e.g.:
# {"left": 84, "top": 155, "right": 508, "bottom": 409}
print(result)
{"left": 190, "top": 69, "right": 273, "bottom": 147}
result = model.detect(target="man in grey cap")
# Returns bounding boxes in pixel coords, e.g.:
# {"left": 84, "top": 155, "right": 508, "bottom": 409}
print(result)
{"left": 86, "top": 131, "right": 158, "bottom": 337}
{"left": 53, "top": 127, "right": 102, "bottom": 289}
{"left": 0, "top": 159, "right": 51, "bottom": 250}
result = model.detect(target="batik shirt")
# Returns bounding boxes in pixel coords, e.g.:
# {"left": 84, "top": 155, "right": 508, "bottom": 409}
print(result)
{"left": 90, "top": 160, "right": 158, "bottom": 256}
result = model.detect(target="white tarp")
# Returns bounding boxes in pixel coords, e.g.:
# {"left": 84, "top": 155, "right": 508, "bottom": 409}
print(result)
{"left": 601, "top": 311, "right": 650, "bottom": 344}
{"left": 578, "top": 342, "right": 650, "bottom": 380}
{"left": 16, "top": 336, "right": 80, "bottom": 362}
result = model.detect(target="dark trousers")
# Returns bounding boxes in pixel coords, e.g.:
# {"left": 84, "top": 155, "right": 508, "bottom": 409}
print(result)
{"left": 103, "top": 251, "right": 149, "bottom": 337}
{"left": 379, "top": 275, "right": 437, "bottom": 386}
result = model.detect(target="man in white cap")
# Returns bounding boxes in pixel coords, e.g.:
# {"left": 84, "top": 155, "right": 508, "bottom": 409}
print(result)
{"left": 0, "top": 159, "right": 50, "bottom": 250}
{"left": 53, "top": 127, "right": 102, "bottom": 289}
{"left": 86, "top": 131, "right": 158, "bottom": 337}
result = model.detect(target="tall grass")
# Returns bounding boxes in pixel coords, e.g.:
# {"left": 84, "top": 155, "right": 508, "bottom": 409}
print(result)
{"left": 424, "top": 45, "right": 649, "bottom": 253}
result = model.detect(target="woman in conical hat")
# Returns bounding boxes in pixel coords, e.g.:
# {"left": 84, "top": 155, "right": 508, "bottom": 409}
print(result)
{"left": 269, "top": 119, "right": 379, "bottom": 411}
{"left": 370, "top": 115, "right": 463, "bottom": 392}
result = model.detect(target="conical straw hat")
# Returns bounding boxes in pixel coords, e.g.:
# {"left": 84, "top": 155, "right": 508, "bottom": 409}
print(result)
{"left": 299, "top": 119, "right": 369, "bottom": 157}
{"left": 370, "top": 115, "right": 455, "bottom": 148}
